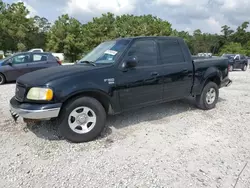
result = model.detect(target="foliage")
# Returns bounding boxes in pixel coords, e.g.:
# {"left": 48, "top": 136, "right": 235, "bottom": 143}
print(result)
{"left": 1, "top": 0, "right": 250, "bottom": 60}
{"left": 219, "top": 42, "right": 246, "bottom": 55}
{"left": 46, "top": 14, "right": 84, "bottom": 62}
{"left": 81, "top": 13, "right": 172, "bottom": 52}
{"left": 0, "top": 1, "right": 51, "bottom": 53}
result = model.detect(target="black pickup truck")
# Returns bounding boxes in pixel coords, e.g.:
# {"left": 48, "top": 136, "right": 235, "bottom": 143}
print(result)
{"left": 10, "top": 36, "right": 232, "bottom": 143}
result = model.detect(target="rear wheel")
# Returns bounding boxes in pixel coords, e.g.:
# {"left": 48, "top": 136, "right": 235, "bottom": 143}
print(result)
{"left": 196, "top": 82, "right": 219, "bottom": 110}
{"left": 58, "top": 96, "right": 106, "bottom": 143}
{"left": 0, "top": 73, "right": 6, "bottom": 85}
{"left": 242, "top": 64, "right": 247, "bottom": 71}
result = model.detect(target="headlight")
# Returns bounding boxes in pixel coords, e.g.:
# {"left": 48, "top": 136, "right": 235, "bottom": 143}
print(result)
{"left": 27, "top": 87, "right": 53, "bottom": 101}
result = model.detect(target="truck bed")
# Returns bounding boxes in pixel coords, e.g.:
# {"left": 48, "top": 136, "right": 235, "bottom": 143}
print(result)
{"left": 191, "top": 56, "right": 229, "bottom": 95}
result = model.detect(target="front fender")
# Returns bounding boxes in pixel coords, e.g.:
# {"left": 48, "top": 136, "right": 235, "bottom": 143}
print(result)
{"left": 47, "top": 75, "right": 120, "bottom": 113}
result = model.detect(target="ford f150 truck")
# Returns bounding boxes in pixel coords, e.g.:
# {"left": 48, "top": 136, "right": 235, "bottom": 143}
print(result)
{"left": 10, "top": 36, "right": 232, "bottom": 143}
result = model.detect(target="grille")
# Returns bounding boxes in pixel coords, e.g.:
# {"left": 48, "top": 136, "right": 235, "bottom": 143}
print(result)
{"left": 15, "top": 83, "right": 26, "bottom": 102}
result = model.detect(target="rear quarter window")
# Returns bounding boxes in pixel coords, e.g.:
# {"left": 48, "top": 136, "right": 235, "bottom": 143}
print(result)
{"left": 158, "top": 39, "right": 185, "bottom": 64}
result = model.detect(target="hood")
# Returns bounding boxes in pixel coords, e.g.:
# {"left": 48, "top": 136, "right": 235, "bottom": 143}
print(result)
{"left": 17, "top": 65, "right": 98, "bottom": 86}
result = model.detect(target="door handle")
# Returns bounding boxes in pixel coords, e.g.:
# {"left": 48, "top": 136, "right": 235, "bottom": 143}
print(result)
{"left": 151, "top": 72, "right": 159, "bottom": 76}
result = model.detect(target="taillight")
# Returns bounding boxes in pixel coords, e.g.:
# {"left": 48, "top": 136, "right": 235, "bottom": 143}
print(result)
{"left": 57, "top": 60, "right": 62, "bottom": 65}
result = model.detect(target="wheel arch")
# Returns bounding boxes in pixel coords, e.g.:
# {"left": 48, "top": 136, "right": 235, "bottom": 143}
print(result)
{"left": 0, "top": 72, "right": 6, "bottom": 83}
{"left": 198, "top": 68, "right": 222, "bottom": 94}
{"left": 61, "top": 90, "right": 115, "bottom": 115}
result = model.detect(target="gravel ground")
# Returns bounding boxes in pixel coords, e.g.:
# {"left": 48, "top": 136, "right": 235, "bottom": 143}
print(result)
{"left": 0, "top": 70, "right": 250, "bottom": 188}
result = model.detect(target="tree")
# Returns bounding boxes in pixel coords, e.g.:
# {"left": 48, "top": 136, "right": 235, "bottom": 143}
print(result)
{"left": 0, "top": 1, "right": 35, "bottom": 52}
{"left": 221, "top": 25, "right": 234, "bottom": 39}
{"left": 46, "top": 14, "right": 84, "bottom": 62}
{"left": 82, "top": 13, "right": 116, "bottom": 52}
{"left": 26, "top": 16, "right": 51, "bottom": 50}
{"left": 231, "top": 22, "right": 250, "bottom": 46}
{"left": 220, "top": 42, "right": 246, "bottom": 55}
{"left": 114, "top": 14, "right": 172, "bottom": 37}
{"left": 82, "top": 13, "right": 172, "bottom": 52}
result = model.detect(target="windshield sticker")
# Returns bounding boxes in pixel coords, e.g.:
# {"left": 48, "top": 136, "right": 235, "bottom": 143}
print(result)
{"left": 104, "top": 50, "right": 117, "bottom": 56}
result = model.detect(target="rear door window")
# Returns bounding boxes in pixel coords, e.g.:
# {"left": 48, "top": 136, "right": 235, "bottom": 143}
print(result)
{"left": 158, "top": 39, "right": 185, "bottom": 64}
{"left": 32, "top": 54, "right": 48, "bottom": 62}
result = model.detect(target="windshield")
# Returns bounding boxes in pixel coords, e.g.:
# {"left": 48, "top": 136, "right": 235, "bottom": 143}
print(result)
{"left": 80, "top": 39, "right": 130, "bottom": 64}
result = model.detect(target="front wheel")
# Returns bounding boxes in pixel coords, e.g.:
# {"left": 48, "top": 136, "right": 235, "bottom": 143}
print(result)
{"left": 196, "top": 82, "right": 219, "bottom": 110}
{"left": 58, "top": 97, "right": 106, "bottom": 143}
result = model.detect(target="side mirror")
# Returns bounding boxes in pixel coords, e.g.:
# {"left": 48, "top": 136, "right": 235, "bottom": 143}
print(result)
{"left": 5, "top": 59, "right": 12, "bottom": 66}
{"left": 122, "top": 57, "right": 137, "bottom": 69}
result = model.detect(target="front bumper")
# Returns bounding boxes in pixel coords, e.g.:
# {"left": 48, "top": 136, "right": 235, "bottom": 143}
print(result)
{"left": 220, "top": 77, "right": 232, "bottom": 88}
{"left": 9, "top": 97, "right": 62, "bottom": 120}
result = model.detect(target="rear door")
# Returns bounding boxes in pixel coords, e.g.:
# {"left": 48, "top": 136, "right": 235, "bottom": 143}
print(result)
{"left": 28, "top": 53, "right": 51, "bottom": 72}
{"left": 157, "top": 39, "right": 193, "bottom": 100}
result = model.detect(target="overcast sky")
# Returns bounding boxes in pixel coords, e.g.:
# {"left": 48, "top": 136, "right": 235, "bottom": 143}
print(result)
{"left": 5, "top": 0, "right": 250, "bottom": 34}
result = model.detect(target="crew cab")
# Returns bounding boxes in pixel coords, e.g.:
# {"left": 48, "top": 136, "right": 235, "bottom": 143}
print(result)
{"left": 10, "top": 37, "right": 232, "bottom": 143}
{"left": 222, "top": 54, "right": 248, "bottom": 71}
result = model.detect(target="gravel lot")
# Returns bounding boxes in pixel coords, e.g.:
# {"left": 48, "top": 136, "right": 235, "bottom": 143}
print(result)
{"left": 0, "top": 70, "right": 250, "bottom": 188}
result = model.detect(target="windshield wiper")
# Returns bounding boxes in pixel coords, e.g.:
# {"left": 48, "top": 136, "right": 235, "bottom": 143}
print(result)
{"left": 81, "top": 60, "right": 96, "bottom": 66}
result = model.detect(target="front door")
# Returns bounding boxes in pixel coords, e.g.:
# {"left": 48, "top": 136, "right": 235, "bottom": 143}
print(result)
{"left": 117, "top": 39, "right": 163, "bottom": 110}
{"left": 4, "top": 53, "right": 32, "bottom": 81}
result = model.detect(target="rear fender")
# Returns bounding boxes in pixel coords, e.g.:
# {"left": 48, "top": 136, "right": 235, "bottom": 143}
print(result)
{"left": 198, "top": 67, "right": 221, "bottom": 94}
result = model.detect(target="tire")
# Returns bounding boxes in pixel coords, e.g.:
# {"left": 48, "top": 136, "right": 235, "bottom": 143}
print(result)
{"left": 0, "top": 73, "right": 6, "bottom": 85}
{"left": 242, "top": 64, "right": 247, "bottom": 71}
{"left": 196, "top": 82, "right": 219, "bottom": 110}
{"left": 58, "top": 96, "right": 106, "bottom": 143}
{"left": 229, "top": 65, "right": 234, "bottom": 72}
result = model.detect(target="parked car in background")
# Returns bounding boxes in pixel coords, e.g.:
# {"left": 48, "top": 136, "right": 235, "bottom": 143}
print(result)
{"left": 10, "top": 36, "right": 232, "bottom": 143}
{"left": 28, "top": 48, "right": 65, "bottom": 62}
{"left": 0, "top": 52, "right": 61, "bottom": 85}
{"left": 222, "top": 54, "right": 248, "bottom": 71}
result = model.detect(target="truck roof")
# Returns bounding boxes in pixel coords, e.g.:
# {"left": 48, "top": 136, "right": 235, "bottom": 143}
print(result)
{"left": 115, "top": 36, "right": 182, "bottom": 41}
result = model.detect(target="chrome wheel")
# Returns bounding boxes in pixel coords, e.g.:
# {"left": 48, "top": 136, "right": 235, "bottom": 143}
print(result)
{"left": 68, "top": 106, "right": 97, "bottom": 134}
{"left": 206, "top": 88, "right": 216, "bottom": 105}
